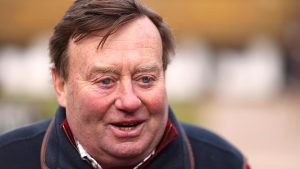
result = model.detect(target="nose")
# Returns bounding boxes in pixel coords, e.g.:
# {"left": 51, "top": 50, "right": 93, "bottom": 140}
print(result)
{"left": 115, "top": 81, "right": 141, "bottom": 113}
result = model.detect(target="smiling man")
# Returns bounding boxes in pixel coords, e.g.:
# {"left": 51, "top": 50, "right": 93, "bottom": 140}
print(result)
{"left": 0, "top": 0, "right": 250, "bottom": 169}
{"left": 55, "top": 16, "right": 169, "bottom": 168}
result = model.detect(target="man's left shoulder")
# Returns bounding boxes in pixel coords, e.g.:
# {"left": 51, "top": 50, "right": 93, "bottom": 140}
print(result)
{"left": 181, "top": 122, "right": 249, "bottom": 169}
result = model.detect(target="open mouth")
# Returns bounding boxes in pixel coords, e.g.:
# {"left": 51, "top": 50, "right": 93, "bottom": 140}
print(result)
{"left": 111, "top": 121, "right": 143, "bottom": 131}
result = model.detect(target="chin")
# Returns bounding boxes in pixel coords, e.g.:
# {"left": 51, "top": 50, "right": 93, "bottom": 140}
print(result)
{"left": 110, "top": 141, "right": 149, "bottom": 159}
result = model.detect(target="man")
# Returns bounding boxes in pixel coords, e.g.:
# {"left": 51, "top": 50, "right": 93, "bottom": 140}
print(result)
{"left": 0, "top": 0, "right": 250, "bottom": 169}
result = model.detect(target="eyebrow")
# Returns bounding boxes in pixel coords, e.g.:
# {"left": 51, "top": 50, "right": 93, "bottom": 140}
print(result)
{"left": 87, "top": 65, "right": 121, "bottom": 79}
{"left": 133, "top": 64, "right": 161, "bottom": 75}
{"left": 86, "top": 63, "right": 161, "bottom": 79}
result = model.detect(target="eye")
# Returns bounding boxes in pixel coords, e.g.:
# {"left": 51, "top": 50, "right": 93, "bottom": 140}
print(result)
{"left": 98, "top": 77, "right": 115, "bottom": 89}
{"left": 101, "top": 79, "right": 112, "bottom": 85}
{"left": 141, "top": 76, "right": 152, "bottom": 83}
{"left": 137, "top": 75, "right": 156, "bottom": 88}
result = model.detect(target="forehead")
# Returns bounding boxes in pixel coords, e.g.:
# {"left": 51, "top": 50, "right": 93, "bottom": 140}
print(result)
{"left": 69, "top": 16, "right": 162, "bottom": 53}
{"left": 67, "top": 16, "right": 163, "bottom": 74}
{"left": 105, "top": 16, "right": 161, "bottom": 48}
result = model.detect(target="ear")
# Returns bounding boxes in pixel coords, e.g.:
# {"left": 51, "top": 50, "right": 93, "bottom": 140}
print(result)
{"left": 51, "top": 66, "right": 67, "bottom": 107}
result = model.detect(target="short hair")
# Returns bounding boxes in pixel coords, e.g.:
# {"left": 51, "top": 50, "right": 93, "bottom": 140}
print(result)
{"left": 49, "top": 0, "right": 175, "bottom": 80}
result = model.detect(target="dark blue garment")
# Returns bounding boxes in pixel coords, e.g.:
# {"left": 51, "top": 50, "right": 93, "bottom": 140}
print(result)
{"left": 0, "top": 120, "right": 50, "bottom": 169}
{"left": 0, "top": 107, "right": 246, "bottom": 169}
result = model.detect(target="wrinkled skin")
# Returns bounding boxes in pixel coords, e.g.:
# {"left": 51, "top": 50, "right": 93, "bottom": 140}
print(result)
{"left": 52, "top": 16, "right": 168, "bottom": 169}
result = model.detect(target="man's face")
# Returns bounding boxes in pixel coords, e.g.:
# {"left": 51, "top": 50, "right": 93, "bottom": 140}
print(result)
{"left": 54, "top": 16, "right": 168, "bottom": 167}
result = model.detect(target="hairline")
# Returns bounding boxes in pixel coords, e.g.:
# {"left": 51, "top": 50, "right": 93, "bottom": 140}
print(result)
{"left": 64, "top": 15, "right": 164, "bottom": 80}
{"left": 50, "top": 0, "right": 175, "bottom": 81}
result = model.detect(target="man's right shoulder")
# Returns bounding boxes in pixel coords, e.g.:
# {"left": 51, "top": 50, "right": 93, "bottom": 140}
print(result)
{"left": 0, "top": 119, "right": 51, "bottom": 169}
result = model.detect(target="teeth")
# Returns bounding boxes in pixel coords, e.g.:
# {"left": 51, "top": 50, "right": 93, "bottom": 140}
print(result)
{"left": 113, "top": 122, "right": 140, "bottom": 130}
{"left": 121, "top": 123, "right": 136, "bottom": 126}
{"left": 121, "top": 127, "right": 134, "bottom": 131}
{"left": 114, "top": 123, "right": 138, "bottom": 127}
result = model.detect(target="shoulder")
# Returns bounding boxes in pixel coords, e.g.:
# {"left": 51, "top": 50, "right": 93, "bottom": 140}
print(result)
{"left": 181, "top": 122, "right": 245, "bottom": 169}
{"left": 0, "top": 119, "right": 51, "bottom": 169}
{"left": 182, "top": 122, "right": 243, "bottom": 157}
{"left": 0, "top": 119, "right": 50, "bottom": 147}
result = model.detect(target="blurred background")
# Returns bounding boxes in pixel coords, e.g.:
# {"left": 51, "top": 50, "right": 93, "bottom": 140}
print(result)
{"left": 0, "top": 0, "right": 300, "bottom": 168}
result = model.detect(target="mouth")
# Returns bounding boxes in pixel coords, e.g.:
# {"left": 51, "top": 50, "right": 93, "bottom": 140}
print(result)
{"left": 109, "top": 120, "right": 145, "bottom": 138}
{"left": 111, "top": 121, "right": 143, "bottom": 131}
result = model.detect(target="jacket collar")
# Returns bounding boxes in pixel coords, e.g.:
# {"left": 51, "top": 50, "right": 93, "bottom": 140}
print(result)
{"left": 41, "top": 107, "right": 194, "bottom": 169}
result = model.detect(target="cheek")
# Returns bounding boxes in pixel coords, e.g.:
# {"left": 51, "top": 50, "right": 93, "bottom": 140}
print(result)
{"left": 82, "top": 92, "right": 114, "bottom": 114}
{"left": 141, "top": 86, "right": 168, "bottom": 115}
{"left": 69, "top": 86, "right": 115, "bottom": 120}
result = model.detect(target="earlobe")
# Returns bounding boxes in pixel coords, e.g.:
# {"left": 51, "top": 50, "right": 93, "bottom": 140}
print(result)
{"left": 51, "top": 66, "right": 67, "bottom": 107}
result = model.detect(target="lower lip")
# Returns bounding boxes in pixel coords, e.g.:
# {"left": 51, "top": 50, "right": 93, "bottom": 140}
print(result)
{"left": 109, "top": 122, "right": 145, "bottom": 138}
